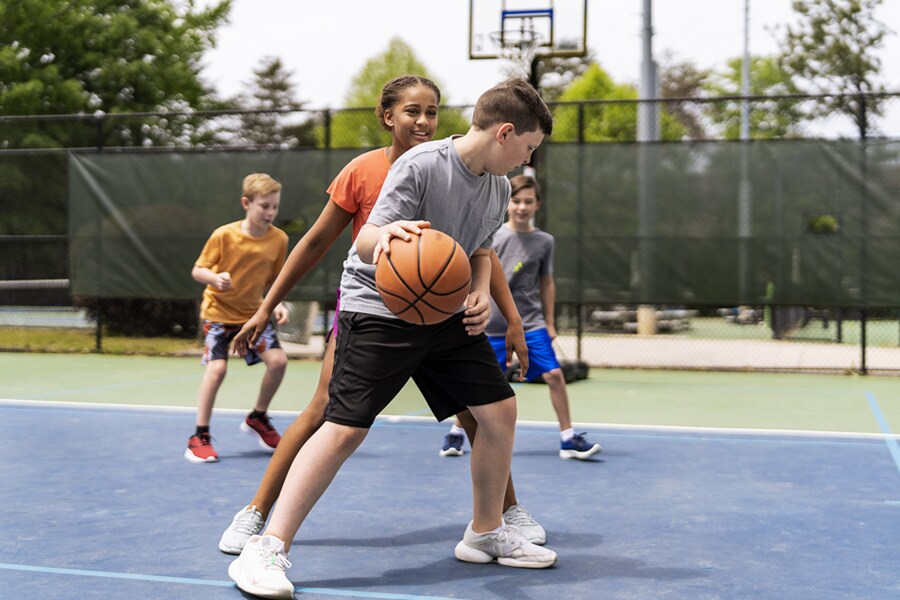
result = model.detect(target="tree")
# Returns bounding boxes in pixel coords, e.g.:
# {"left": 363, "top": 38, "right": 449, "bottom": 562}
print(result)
{"left": 518, "top": 51, "right": 595, "bottom": 103}
{"left": 705, "top": 56, "right": 806, "bottom": 139}
{"left": 658, "top": 51, "right": 711, "bottom": 140}
{"left": 553, "top": 63, "right": 685, "bottom": 142}
{"left": 328, "top": 37, "right": 470, "bottom": 148}
{"left": 232, "top": 56, "right": 316, "bottom": 148}
{"left": 0, "top": 0, "right": 231, "bottom": 148}
{"left": 775, "top": 0, "right": 893, "bottom": 138}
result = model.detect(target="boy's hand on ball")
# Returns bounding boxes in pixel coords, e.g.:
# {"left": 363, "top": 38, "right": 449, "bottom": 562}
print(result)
{"left": 463, "top": 291, "right": 489, "bottom": 335}
{"left": 372, "top": 220, "right": 431, "bottom": 264}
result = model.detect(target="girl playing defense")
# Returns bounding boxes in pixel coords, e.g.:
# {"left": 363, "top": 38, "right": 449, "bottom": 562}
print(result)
{"left": 219, "top": 75, "right": 545, "bottom": 556}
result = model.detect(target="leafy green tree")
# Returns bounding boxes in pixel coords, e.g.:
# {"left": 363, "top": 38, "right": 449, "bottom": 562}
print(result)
{"left": 553, "top": 63, "right": 685, "bottom": 142}
{"left": 705, "top": 56, "right": 806, "bottom": 139}
{"left": 0, "top": 0, "right": 231, "bottom": 148}
{"left": 327, "top": 37, "right": 470, "bottom": 148}
{"left": 776, "top": 0, "right": 892, "bottom": 138}
{"left": 232, "top": 56, "right": 316, "bottom": 148}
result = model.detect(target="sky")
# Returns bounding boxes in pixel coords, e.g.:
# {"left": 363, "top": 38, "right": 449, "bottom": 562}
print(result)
{"left": 200, "top": 0, "right": 900, "bottom": 109}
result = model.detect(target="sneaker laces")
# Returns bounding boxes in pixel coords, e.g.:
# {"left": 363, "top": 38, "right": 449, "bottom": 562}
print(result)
{"left": 254, "top": 544, "right": 292, "bottom": 571}
{"left": 493, "top": 525, "right": 529, "bottom": 553}
{"left": 232, "top": 508, "right": 263, "bottom": 535}
{"left": 252, "top": 414, "right": 275, "bottom": 432}
{"left": 572, "top": 432, "right": 590, "bottom": 449}
{"left": 192, "top": 432, "right": 214, "bottom": 446}
{"left": 504, "top": 506, "right": 538, "bottom": 529}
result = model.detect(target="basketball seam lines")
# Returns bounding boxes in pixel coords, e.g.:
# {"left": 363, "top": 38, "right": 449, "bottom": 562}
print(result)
{"left": 378, "top": 239, "right": 468, "bottom": 322}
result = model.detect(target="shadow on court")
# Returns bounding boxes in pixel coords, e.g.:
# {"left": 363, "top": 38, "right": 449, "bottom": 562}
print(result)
{"left": 1, "top": 400, "right": 899, "bottom": 600}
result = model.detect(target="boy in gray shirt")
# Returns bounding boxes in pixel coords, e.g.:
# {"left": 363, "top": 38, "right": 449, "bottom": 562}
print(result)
{"left": 440, "top": 175, "right": 602, "bottom": 460}
{"left": 228, "top": 79, "right": 558, "bottom": 600}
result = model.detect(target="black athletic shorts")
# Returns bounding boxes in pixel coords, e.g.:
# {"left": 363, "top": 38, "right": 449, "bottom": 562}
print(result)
{"left": 325, "top": 311, "right": 515, "bottom": 428}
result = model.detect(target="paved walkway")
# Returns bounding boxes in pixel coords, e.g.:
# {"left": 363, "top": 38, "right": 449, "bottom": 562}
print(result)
{"left": 283, "top": 333, "right": 900, "bottom": 373}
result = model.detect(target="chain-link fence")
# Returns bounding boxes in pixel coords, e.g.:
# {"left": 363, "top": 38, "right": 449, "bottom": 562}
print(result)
{"left": 3, "top": 93, "right": 900, "bottom": 372}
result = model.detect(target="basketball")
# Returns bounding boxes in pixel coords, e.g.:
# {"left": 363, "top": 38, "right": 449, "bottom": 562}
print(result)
{"left": 375, "top": 228, "right": 472, "bottom": 325}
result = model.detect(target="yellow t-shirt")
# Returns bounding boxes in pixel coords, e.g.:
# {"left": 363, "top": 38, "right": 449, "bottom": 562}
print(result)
{"left": 194, "top": 221, "right": 288, "bottom": 324}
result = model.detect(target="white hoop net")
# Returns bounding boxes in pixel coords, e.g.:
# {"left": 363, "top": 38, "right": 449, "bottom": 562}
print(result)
{"left": 489, "top": 28, "right": 543, "bottom": 77}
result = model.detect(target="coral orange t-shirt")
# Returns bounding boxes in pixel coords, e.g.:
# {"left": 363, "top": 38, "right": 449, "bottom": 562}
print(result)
{"left": 194, "top": 221, "right": 288, "bottom": 324}
{"left": 326, "top": 148, "right": 391, "bottom": 241}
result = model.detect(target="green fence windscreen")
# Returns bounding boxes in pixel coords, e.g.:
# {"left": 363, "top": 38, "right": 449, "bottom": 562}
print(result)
{"left": 69, "top": 140, "right": 900, "bottom": 306}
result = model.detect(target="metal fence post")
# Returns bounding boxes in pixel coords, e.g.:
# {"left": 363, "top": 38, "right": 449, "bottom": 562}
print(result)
{"left": 576, "top": 102, "right": 585, "bottom": 360}
{"left": 860, "top": 308, "right": 868, "bottom": 374}
{"left": 94, "top": 113, "right": 105, "bottom": 352}
{"left": 323, "top": 109, "right": 332, "bottom": 149}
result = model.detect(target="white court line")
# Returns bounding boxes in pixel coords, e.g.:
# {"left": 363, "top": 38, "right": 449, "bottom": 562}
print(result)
{"left": 3, "top": 397, "right": 899, "bottom": 441}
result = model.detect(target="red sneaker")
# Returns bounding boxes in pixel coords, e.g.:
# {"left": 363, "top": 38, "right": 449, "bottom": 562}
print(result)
{"left": 240, "top": 413, "right": 281, "bottom": 452}
{"left": 185, "top": 432, "right": 219, "bottom": 463}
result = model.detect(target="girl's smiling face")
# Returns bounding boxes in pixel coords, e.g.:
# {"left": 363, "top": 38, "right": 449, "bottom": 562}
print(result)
{"left": 383, "top": 84, "right": 439, "bottom": 154}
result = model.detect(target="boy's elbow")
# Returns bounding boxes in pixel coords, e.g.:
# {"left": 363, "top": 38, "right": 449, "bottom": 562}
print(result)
{"left": 356, "top": 225, "right": 379, "bottom": 264}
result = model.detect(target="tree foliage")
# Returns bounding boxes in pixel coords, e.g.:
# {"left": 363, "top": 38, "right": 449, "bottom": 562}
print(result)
{"left": 776, "top": 0, "right": 892, "bottom": 138}
{"left": 658, "top": 52, "right": 712, "bottom": 140}
{"left": 553, "top": 63, "right": 685, "bottom": 142}
{"left": 0, "top": 0, "right": 231, "bottom": 148}
{"left": 328, "top": 37, "right": 470, "bottom": 148}
{"left": 524, "top": 51, "right": 595, "bottom": 103}
{"left": 232, "top": 56, "right": 316, "bottom": 148}
{"left": 705, "top": 56, "right": 806, "bottom": 139}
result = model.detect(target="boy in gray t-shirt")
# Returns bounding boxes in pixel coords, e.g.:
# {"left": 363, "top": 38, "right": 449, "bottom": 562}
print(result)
{"left": 440, "top": 175, "right": 602, "bottom": 461}
{"left": 228, "top": 79, "right": 558, "bottom": 599}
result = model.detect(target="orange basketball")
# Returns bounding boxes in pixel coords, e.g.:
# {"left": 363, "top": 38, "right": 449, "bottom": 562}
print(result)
{"left": 375, "top": 228, "right": 472, "bottom": 325}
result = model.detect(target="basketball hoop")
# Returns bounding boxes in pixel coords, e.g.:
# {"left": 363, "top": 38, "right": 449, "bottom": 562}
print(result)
{"left": 489, "top": 28, "right": 542, "bottom": 75}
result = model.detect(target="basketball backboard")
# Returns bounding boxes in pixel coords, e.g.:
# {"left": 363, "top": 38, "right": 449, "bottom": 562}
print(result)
{"left": 468, "top": 0, "right": 587, "bottom": 61}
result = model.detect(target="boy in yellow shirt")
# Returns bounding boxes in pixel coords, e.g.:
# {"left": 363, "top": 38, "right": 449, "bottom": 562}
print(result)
{"left": 186, "top": 173, "right": 289, "bottom": 463}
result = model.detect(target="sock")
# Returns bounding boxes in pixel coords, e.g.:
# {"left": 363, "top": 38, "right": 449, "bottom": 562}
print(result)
{"left": 561, "top": 428, "right": 575, "bottom": 442}
{"left": 248, "top": 409, "right": 266, "bottom": 420}
{"left": 473, "top": 522, "right": 506, "bottom": 536}
{"left": 195, "top": 425, "right": 210, "bottom": 436}
{"left": 449, "top": 424, "right": 465, "bottom": 436}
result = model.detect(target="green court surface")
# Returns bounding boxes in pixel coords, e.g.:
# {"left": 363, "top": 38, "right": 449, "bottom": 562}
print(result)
{"left": 2, "top": 352, "right": 898, "bottom": 436}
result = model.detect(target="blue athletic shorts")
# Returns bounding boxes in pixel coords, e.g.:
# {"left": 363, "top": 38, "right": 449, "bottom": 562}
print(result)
{"left": 488, "top": 327, "right": 561, "bottom": 382}
{"left": 201, "top": 321, "right": 282, "bottom": 366}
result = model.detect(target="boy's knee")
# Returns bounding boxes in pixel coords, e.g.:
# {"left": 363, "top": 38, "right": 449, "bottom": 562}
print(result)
{"left": 206, "top": 360, "right": 228, "bottom": 379}
{"left": 266, "top": 351, "right": 288, "bottom": 372}
{"left": 543, "top": 368, "right": 566, "bottom": 386}
{"left": 330, "top": 423, "right": 368, "bottom": 450}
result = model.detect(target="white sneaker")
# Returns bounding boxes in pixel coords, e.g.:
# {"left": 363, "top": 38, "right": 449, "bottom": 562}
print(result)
{"left": 219, "top": 505, "right": 265, "bottom": 554}
{"left": 503, "top": 504, "right": 546, "bottom": 545}
{"left": 454, "top": 521, "right": 557, "bottom": 569}
{"left": 228, "top": 535, "right": 294, "bottom": 599}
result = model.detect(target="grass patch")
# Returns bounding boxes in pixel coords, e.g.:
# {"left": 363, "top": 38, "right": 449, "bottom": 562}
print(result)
{"left": 0, "top": 327, "right": 199, "bottom": 355}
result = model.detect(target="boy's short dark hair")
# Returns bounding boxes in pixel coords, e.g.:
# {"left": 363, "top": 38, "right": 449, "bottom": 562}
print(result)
{"left": 472, "top": 79, "right": 552, "bottom": 136}
{"left": 510, "top": 174, "right": 541, "bottom": 202}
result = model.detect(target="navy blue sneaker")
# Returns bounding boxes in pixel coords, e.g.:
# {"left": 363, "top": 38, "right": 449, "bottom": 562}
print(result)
{"left": 559, "top": 433, "right": 601, "bottom": 460}
{"left": 440, "top": 432, "right": 465, "bottom": 457}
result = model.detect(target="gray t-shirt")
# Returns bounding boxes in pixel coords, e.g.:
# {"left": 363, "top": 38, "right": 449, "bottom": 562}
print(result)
{"left": 340, "top": 136, "right": 511, "bottom": 319}
{"left": 485, "top": 225, "right": 555, "bottom": 337}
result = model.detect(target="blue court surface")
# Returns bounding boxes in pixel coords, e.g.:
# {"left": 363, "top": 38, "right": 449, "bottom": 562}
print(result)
{"left": 2, "top": 400, "right": 899, "bottom": 600}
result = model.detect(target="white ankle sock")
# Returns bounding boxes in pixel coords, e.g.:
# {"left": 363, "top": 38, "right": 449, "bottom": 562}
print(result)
{"left": 473, "top": 522, "right": 505, "bottom": 536}
{"left": 449, "top": 424, "right": 465, "bottom": 436}
{"left": 561, "top": 428, "right": 575, "bottom": 441}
